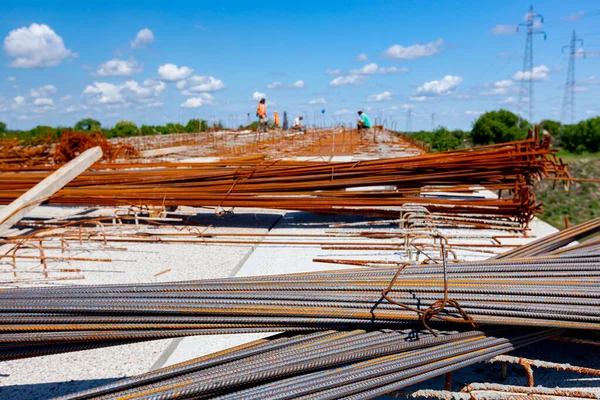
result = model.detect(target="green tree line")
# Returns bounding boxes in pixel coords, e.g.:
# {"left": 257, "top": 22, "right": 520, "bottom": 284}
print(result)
{"left": 406, "top": 109, "right": 600, "bottom": 153}
{"left": 0, "top": 118, "right": 220, "bottom": 144}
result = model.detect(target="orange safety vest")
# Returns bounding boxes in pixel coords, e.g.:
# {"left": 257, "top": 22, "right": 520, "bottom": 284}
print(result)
{"left": 257, "top": 103, "right": 267, "bottom": 117}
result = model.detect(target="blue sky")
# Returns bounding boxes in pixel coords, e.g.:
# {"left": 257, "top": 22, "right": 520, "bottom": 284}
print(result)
{"left": 1, "top": 0, "right": 599, "bottom": 131}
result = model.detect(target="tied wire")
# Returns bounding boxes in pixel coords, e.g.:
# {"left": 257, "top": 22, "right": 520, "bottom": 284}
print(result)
{"left": 381, "top": 242, "right": 475, "bottom": 336}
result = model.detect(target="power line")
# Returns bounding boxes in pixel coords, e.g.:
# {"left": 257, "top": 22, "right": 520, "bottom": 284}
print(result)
{"left": 517, "top": 5, "right": 547, "bottom": 123}
{"left": 561, "top": 30, "right": 585, "bottom": 124}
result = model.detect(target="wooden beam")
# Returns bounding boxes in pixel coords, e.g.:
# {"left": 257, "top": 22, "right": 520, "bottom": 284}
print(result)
{"left": 0, "top": 146, "right": 103, "bottom": 236}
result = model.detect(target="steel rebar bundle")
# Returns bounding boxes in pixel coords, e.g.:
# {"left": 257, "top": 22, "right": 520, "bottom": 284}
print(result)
{"left": 57, "top": 328, "right": 560, "bottom": 400}
{"left": 0, "top": 139, "right": 567, "bottom": 225}
{"left": 0, "top": 252, "right": 599, "bottom": 362}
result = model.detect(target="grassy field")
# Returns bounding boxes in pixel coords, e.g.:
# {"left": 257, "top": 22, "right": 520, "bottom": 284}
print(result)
{"left": 534, "top": 151, "right": 600, "bottom": 229}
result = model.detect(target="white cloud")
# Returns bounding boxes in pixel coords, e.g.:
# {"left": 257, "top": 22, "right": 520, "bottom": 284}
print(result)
{"left": 378, "top": 66, "right": 409, "bottom": 74}
{"left": 268, "top": 80, "right": 304, "bottom": 89}
{"left": 512, "top": 65, "right": 549, "bottom": 81}
{"left": 585, "top": 110, "right": 597, "bottom": 115}
{"left": 355, "top": 63, "right": 378, "bottom": 74}
{"left": 60, "top": 95, "right": 72, "bottom": 102}
{"left": 490, "top": 24, "right": 517, "bottom": 35}
{"left": 329, "top": 75, "right": 369, "bottom": 87}
{"left": 33, "top": 97, "right": 53, "bottom": 106}
{"left": 176, "top": 80, "right": 188, "bottom": 90}
{"left": 158, "top": 63, "right": 194, "bottom": 81}
{"left": 401, "top": 104, "right": 414, "bottom": 110}
{"left": 8, "top": 76, "right": 16, "bottom": 82}
{"left": 96, "top": 58, "right": 142, "bottom": 77}
{"left": 180, "top": 93, "right": 214, "bottom": 108}
{"left": 82, "top": 79, "right": 165, "bottom": 105}
{"left": 83, "top": 82, "right": 124, "bottom": 104}
{"left": 351, "top": 63, "right": 409, "bottom": 75}
{"left": 30, "top": 84, "right": 57, "bottom": 98}
{"left": 356, "top": 53, "right": 368, "bottom": 62}
{"left": 252, "top": 91, "right": 266, "bottom": 101}
{"left": 309, "top": 97, "right": 326, "bottom": 105}
{"left": 413, "top": 75, "right": 463, "bottom": 98}
{"left": 130, "top": 28, "right": 154, "bottom": 49}
{"left": 267, "top": 81, "right": 283, "bottom": 89}
{"left": 499, "top": 96, "right": 517, "bottom": 104}
{"left": 13, "top": 96, "right": 26, "bottom": 106}
{"left": 481, "top": 79, "right": 515, "bottom": 95}
{"left": 182, "top": 76, "right": 225, "bottom": 93}
{"left": 334, "top": 109, "right": 351, "bottom": 116}
{"left": 3, "top": 23, "right": 74, "bottom": 68}
{"left": 325, "top": 68, "right": 342, "bottom": 76}
{"left": 367, "top": 91, "right": 392, "bottom": 102}
{"left": 563, "top": 11, "right": 585, "bottom": 22}
{"left": 383, "top": 39, "right": 443, "bottom": 60}
{"left": 465, "top": 110, "right": 484, "bottom": 116}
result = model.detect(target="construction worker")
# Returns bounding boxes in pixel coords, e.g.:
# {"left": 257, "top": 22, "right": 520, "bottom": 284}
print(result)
{"left": 292, "top": 116, "right": 306, "bottom": 132}
{"left": 357, "top": 111, "right": 371, "bottom": 132}
{"left": 257, "top": 98, "right": 268, "bottom": 133}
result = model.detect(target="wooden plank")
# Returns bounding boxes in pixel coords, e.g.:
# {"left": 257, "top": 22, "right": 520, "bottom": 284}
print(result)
{"left": 138, "top": 145, "right": 191, "bottom": 158}
{"left": 0, "top": 146, "right": 103, "bottom": 236}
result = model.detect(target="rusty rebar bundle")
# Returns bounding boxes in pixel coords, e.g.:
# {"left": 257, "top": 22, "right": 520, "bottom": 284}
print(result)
{"left": 0, "top": 139, "right": 567, "bottom": 228}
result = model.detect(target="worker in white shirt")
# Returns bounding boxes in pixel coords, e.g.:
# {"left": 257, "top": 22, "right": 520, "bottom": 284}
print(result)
{"left": 292, "top": 116, "right": 306, "bottom": 132}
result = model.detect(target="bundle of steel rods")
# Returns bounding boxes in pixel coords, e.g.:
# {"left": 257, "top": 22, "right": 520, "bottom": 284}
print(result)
{"left": 56, "top": 328, "right": 561, "bottom": 400}
{"left": 0, "top": 253, "right": 599, "bottom": 362}
{"left": 0, "top": 139, "right": 567, "bottom": 223}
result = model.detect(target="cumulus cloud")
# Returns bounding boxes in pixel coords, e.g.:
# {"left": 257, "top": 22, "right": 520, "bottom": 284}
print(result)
{"left": 490, "top": 24, "right": 517, "bottom": 35}
{"left": 499, "top": 96, "right": 517, "bottom": 104}
{"left": 325, "top": 68, "right": 342, "bottom": 76}
{"left": 401, "top": 104, "right": 414, "bottom": 110}
{"left": 180, "top": 93, "right": 214, "bottom": 108}
{"left": 367, "top": 91, "right": 392, "bottom": 102}
{"left": 329, "top": 75, "right": 369, "bottom": 87}
{"left": 8, "top": 77, "right": 16, "bottom": 82}
{"left": 252, "top": 91, "right": 266, "bottom": 101}
{"left": 158, "top": 63, "right": 194, "bottom": 81}
{"left": 383, "top": 39, "right": 443, "bottom": 60}
{"left": 12, "top": 96, "right": 26, "bottom": 108}
{"left": 60, "top": 95, "right": 72, "bottom": 102}
{"left": 181, "top": 76, "right": 225, "bottom": 93}
{"left": 309, "top": 97, "right": 326, "bottom": 105}
{"left": 33, "top": 97, "right": 54, "bottom": 106}
{"left": 481, "top": 79, "right": 515, "bottom": 95}
{"left": 413, "top": 75, "right": 463, "bottom": 98}
{"left": 3, "top": 23, "right": 74, "bottom": 68}
{"left": 82, "top": 79, "right": 165, "bottom": 105}
{"left": 512, "top": 65, "right": 549, "bottom": 81}
{"left": 96, "top": 58, "right": 142, "bottom": 77}
{"left": 356, "top": 53, "right": 368, "bottom": 62}
{"left": 30, "top": 84, "right": 57, "bottom": 98}
{"left": 130, "top": 28, "right": 154, "bottom": 49}
{"left": 267, "top": 81, "right": 283, "bottom": 89}
{"left": 350, "top": 63, "right": 409, "bottom": 75}
{"left": 267, "top": 80, "right": 304, "bottom": 89}
{"left": 465, "top": 111, "right": 484, "bottom": 117}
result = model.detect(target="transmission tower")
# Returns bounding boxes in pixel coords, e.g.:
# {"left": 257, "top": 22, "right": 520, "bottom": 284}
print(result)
{"left": 431, "top": 111, "right": 435, "bottom": 131}
{"left": 561, "top": 30, "right": 584, "bottom": 123}
{"left": 517, "top": 5, "right": 546, "bottom": 123}
{"left": 406, "top": 108, "right": 412, "bottom": 133}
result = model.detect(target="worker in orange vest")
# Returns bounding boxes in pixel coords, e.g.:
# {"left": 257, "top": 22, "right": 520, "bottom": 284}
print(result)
{"left": 256, "top": 98, "right": 268, "bottom": 133}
